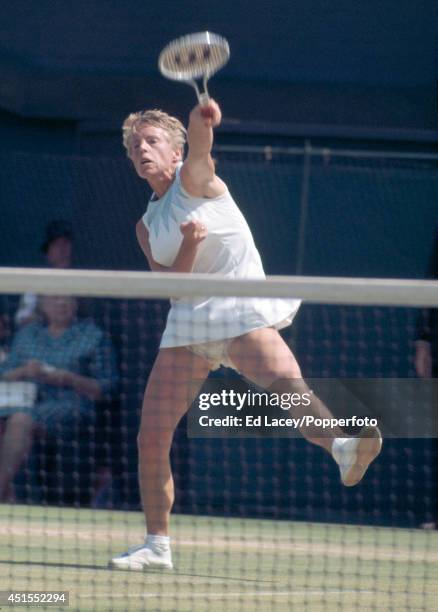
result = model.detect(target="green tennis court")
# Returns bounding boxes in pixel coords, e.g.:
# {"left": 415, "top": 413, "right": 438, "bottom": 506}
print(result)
{"left": 1, "top": 505, "right": 437, "bottom": 611}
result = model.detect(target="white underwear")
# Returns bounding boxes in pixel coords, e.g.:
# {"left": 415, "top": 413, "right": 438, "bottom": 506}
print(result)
{"left": 186, "top": 316, "right": 295, "bottom": 372}
{"left": 187, "top": 338, "right": 238, "bottom": 371}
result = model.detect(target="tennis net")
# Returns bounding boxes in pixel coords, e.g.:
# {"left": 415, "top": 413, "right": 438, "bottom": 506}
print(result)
{"left": 0, "top": 269, "right": 437, "bottom": 611}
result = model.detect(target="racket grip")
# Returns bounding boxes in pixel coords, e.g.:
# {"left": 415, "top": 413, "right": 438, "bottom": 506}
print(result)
{"left": 198, "top": 92, "right": 214, "bottom": 118}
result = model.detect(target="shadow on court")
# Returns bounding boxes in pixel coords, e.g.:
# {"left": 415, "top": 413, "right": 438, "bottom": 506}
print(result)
{"left": 0, "top": 558, "right": 273, "bottom": 583}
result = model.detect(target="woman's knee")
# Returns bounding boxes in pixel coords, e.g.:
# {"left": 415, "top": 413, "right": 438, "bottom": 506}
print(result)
{"left": 233, "top": 349, "right": 302, "bottom": 384}
{"left": 269, "top": 356, "right": 302, "bottom": 381}
{"left": 257, "top": 364, "right": 302, "bottom": 387}
{"left": 137, "top": 427, "right": 172, "bottom": 459}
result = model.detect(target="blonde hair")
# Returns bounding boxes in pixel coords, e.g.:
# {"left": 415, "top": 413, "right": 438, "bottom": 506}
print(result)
{"left": 122, "top": 109, "right": 186, "bottom": 156}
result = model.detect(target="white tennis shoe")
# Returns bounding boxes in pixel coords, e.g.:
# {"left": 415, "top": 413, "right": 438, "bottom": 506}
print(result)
{"left": 332, "top": 426, "right": 382, "bottom": 487}
{"left": 109, "top": 541, "right": 173, "bottom": 571}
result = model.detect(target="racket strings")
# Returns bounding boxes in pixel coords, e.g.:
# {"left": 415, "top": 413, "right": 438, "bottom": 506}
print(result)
{"left": 159, "top": 32, "right": 230, "bottom": 82}
{"left": 163, "top": 43, "right": 228, "bottom": 79}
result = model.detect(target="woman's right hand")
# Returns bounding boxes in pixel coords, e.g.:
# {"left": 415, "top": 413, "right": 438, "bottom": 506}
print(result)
{"left": 21, "top": 360, "right": 46, "bottom": 380}
{"left": 190, "top": 99, "right": 222, "bottom": 128}
{"left": 2, "top": 359, "right": 46, "bottom": 382}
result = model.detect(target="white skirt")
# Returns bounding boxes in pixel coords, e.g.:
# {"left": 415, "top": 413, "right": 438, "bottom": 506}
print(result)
{"left": 160, "top": 296, "right": 301, "bottom": 348}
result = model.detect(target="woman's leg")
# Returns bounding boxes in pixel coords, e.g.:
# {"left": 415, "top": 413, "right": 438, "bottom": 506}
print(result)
{"left": 137, "top": 347, "right": 210, "bottom": 535}
{"left": 0, "top": 412, "right": 35, "bottom": 501}
{"left": 228, "top": 327, "right": 344, "bottom": 452}
{"left": 228, "top": 328, "right": 381, "bottom": 485}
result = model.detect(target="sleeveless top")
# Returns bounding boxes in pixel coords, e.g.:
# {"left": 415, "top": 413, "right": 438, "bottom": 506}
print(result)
{"left": 142, "top": 164, "right": 301, "bottom": 347}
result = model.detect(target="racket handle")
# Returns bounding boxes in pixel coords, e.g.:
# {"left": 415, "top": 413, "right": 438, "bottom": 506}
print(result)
{"left": 199, "top": 93, "right": 214, "bottom": 119}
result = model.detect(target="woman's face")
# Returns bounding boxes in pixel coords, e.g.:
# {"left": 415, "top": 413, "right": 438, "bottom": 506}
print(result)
{"left": 39, "top": 296, "right": 77, "bottom": 327}
{"left": 46, "top": 236, "right": 73, "bottom": 268}
{"left": 129, "top": 124, "right": 182, "bottom": 180}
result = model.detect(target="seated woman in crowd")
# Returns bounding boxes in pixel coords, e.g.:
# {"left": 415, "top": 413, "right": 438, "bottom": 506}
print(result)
{"left": 0, "top": 295, "right": 118, "bottom": 502}
{"left": 0, "top": 312, "right": 11, "bottom": 363}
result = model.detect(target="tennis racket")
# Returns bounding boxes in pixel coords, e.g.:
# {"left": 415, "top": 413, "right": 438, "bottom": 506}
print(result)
{"left": 158, "top": 31, "right": 230, "bottom": 110}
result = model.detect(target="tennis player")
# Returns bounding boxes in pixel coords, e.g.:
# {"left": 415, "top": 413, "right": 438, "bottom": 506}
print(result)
{"left": 110, "top": 100, "right": 382, "bottom": 571}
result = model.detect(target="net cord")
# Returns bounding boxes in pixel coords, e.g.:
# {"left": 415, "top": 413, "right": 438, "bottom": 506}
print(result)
{"left": 0, "top": 267, "right": 436, "bottom": 307}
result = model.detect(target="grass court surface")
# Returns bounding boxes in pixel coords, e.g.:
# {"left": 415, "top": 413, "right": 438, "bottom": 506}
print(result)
{"left": 1, "top": 505, "right": 437, "bottom": 611}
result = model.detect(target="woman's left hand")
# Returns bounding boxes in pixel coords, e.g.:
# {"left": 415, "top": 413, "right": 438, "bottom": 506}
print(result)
{"left": 180, "top": 220, "right": 208, "bottom": 245}
{"left": 40, "top": 367, "right": 73, "bottom": 387}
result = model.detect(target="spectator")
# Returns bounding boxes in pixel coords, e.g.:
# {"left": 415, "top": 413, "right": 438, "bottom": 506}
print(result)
{"left": 415, "top": 228, "right": 438, "bottom": 530}
{"left": 0, "top": 313, "right": 11, "bottom": 364}
{"left": 15, "top": 220, "right": 74, "bottom": 328}
{"left": 0, "top": 295, "right": 118, "bottom": 502}
{"left": 415, "top": 228, "right": 438, "bottom": 379}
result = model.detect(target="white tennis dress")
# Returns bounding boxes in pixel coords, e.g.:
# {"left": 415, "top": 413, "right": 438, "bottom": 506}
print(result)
{"left": 142, "top": 164, "right": 301, "bottom": 349}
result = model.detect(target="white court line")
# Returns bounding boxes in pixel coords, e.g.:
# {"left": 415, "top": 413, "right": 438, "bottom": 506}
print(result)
{"left": 5, "top": 527, "right": 437, "bottom": 563}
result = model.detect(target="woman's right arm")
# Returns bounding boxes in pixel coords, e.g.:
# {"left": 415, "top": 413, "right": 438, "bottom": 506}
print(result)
{"left": 0, "top": 328, "right": 40, "bottom": 381}
{"left": 136, "top": 220, "right": 206, "bottom": 274}
{"left": 2, "top": 360, "right": 44, "bottom": 382}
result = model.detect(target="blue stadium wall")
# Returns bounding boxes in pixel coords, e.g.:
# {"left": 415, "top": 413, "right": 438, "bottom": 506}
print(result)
{"left": 0, "top": 1, "right": 436, "bottom": 131}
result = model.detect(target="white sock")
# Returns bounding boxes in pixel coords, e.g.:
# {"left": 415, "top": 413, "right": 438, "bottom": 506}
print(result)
{"left": 145, "top": 535, "right": 171, "bottom": 552}
{"left": 331, "top": 437, "right": 354, "bottom": 463}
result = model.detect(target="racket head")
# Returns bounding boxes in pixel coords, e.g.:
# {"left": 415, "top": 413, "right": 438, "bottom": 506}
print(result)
{"left": 158, "top": 31, "right": 230, "bottom": 82}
